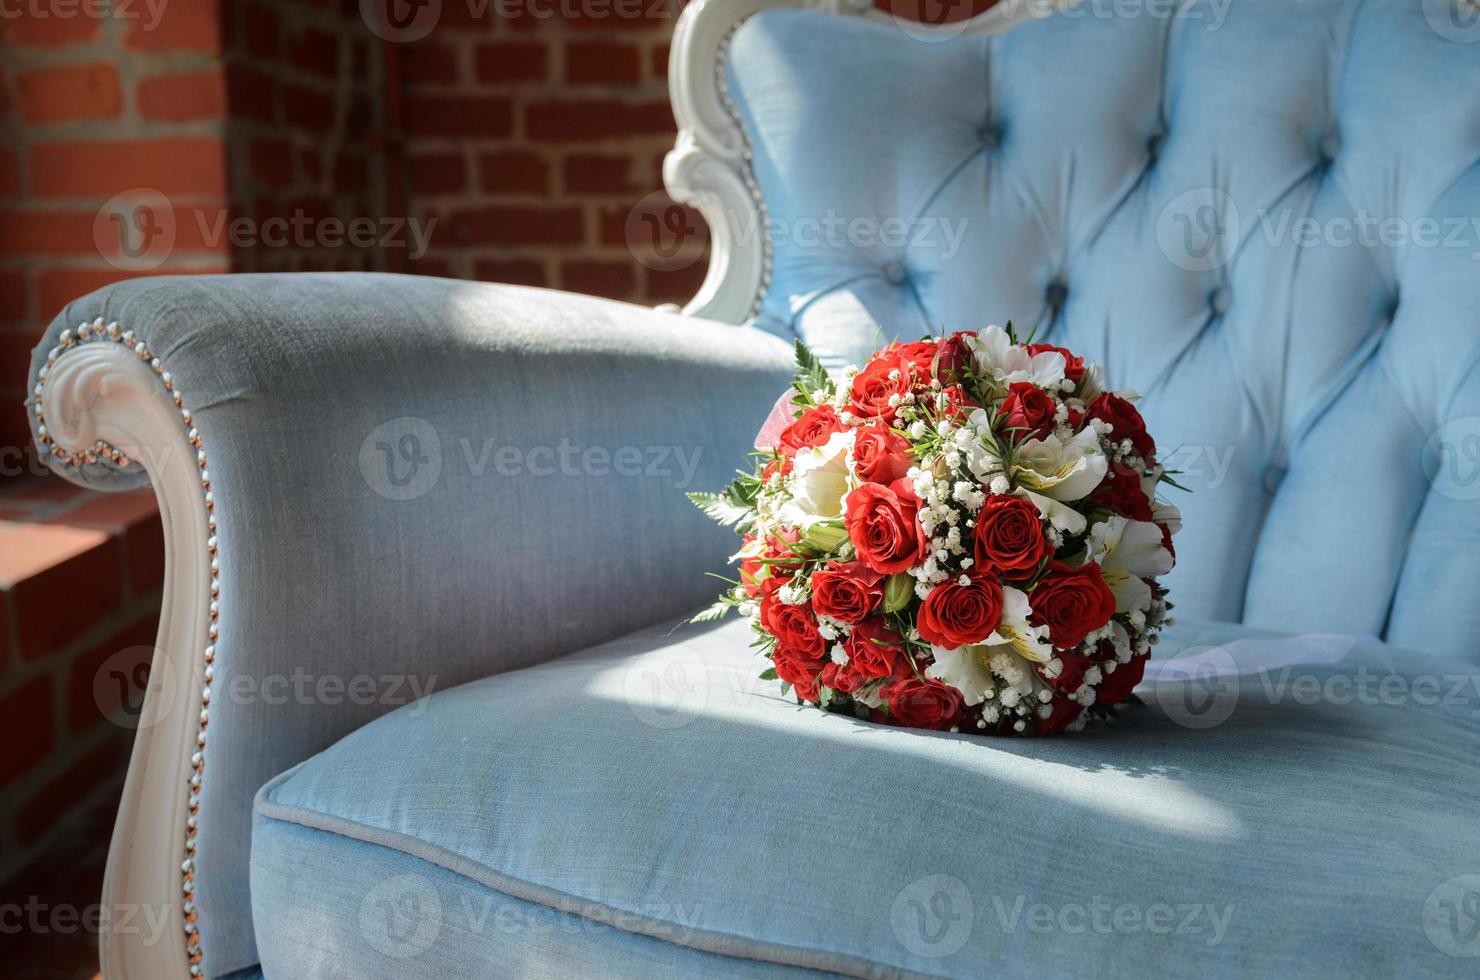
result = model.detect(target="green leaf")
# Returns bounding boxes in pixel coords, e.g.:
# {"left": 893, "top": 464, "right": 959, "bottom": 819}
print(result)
{"left": 758, "top": 667, "right": 778, "bottom": 681}
{"left": 689, "top": 598, "right": 734, "bottom": 623}
{"left": 686, "top": 491, "right": 753, "bottom": 527}
{"left": 792, "top": 339, "right": 831, "bottom": 399}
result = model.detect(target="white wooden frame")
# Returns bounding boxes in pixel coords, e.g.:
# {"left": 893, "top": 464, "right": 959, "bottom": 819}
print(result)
{"left": 31, "top": 4, "right": 1091, "bottom": 979}
{"left": 664, "top": 0, "right": 1078, "bottom": 324}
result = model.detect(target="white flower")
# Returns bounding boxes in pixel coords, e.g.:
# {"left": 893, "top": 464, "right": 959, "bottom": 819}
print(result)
{"left": 983, "top": 586, "right": 1054, "bottom": 664}
{"left": 1014, "top": 487, "right": 1086, "bottom": 535}
{"left": 1086, "top": 515, "right": 1174, "bottom": 614}
{"left": 1010, "top": 427, "right": 1108, "bottom": 503}
{"left": 778, "top": 430, "right": 854, "bottom": 527}
{"left": 970, "top": 324, "right": 1066, "bottom": 388}
{"left": 927, "top": 644, "right": 996, "bottom": 706}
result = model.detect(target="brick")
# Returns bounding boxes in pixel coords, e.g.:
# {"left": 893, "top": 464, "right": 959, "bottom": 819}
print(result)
{"left": 249, "top": 138, "right": 295, "bottom": 190}
{"left": 17, "top": 64, "right": 123, "bottom": 124}
{"left": 525, "top": 99, "right": 673, "bottom": 142}
{"left": 560, "top": 259, "right": 636, "bottom": 299}
{"left": 0, "top": 9, "right": 100, "bottom": 47}
{"left": 0, "top": 520, "right": 123, "bottom": 661}
{"left": 477, "top": 150, "right": 548, "bottom": 195}
{"left": 0, "top": 209, "right": 106, "bottom": 256}
{"left": 282, "top": 85, "right": 334, "bottom": 130}
{"left": 15, "top": 736, "right": 130, "bottom": 844}
{"left": 409, "top": 255, "right": 454, "bottom": 278}
{"left": 332, "top": 152, "right": 366, "bottom": 190}
{"left": 445, "top": 206, "right": 583, "bottom": 247}
{"left": 301, "top": 147, "right": 323, "bottom": 184}
{"left": 125, "top": 0, "right": 222, "bottom": 52}
{"left": 64, "top": 607, "right": 158, "bottom": 737}
{"left": 644, "top": 261, "right": 708, "bottom": 305}
{"left": 405, "top": 41, "right": 460, "bottom": 86}
{"left": 31, "top": 139, "right": 227, "bottom": 199}
{"left": 243, "top": 1, "right": 280, "bottom": 59}
{"left": 565, "top": 41, "right": 642, "bottom": 85}
{"left": 474, "top": 258, "right": 548, "bottom": 288}
{"left": 650, "top": 42, "right": 670, "bottom": 80}
{"left": 0, "top": 327, "right": 36, "bottom": 390}
{"left": 137, "top": 69, "right": 228, "bottom": 122}
{"left": 288, "top": 27, "right": 339, "bottom": 78}
{"left": 562, "top": 153, "right": 637, "bottom": 195}
{"left": 0, "top": 146, "right": 18, "bottom": 197}
{"left": 411, "top": 153, "right": 467, "bottom": 196}
{"left": 227, "top": 65, "right": 276, "bottom": 124}
{"left": 32, "top": 488, "right": 162, "bottom": 595}
{"left": 0, "top": 270, "right": 26, "bottom": 324}
{"left": 475, "top": 42, "right": 547, "bottom": 84}
{"left": 406, "top": 94, "right": 513, "bottom": 139}
{"left": 0, "top": 675, "right": 54, "bottom": 788}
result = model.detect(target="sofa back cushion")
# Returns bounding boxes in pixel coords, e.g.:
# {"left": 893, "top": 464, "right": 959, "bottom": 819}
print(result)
{"left": 725, "top": 0, "right": 1480, "bottom": 658}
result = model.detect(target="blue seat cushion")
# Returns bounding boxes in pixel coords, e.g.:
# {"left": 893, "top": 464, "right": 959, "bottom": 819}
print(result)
{"left": 251, "top": 616, "right": 1480, "bottom": 978}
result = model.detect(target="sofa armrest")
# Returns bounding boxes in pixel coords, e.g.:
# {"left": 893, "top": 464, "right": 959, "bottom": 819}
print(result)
{"left": 27, "top": 272, "right": 793, "bottom": 980}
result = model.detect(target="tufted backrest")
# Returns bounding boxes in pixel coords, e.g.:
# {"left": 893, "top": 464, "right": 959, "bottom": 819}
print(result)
{"left": 723, "top": 0, "right": 1480, "bottom": 659}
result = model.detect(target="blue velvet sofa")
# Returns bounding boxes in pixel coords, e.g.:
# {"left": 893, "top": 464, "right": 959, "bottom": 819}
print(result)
{"left": 25, "top": 0, "right": 1480, "bottom": 977}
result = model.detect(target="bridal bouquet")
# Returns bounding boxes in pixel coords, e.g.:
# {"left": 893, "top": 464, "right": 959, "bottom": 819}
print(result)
{"left": 690, "top": 325, "right": 1181, "bottom": 736}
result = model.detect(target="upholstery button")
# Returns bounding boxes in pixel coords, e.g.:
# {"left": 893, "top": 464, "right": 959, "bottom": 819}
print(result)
{"left": 1045, "top": 277, "right": 1068, "bottom": 308}
{"left": 882, "top": 260, "right": 908, "bottom": 286}
{"left": 1210, "top": 285, "right": 1232, "bottom": 316}
{"left": 1318, "top": 131, "right": 1341, "bottom": 163}
{"left": 978, "top": 124, "right": 1001, "bottom": 149}
{"left": 1263, "top": 464, "right": 1287, "bottom": 494}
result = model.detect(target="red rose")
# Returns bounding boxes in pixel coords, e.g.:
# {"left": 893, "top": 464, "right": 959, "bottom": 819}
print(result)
{"left": 773, "top": 642, "right": 824, "bottom": 703}
{"left": 1025, "top": 343, "right": 1085, "bottom": 382}
{"left": 1049, "top": 649, "right": 1093, "bottom": 693}
{"left": 998, "top": 381, "right": 1057, "bottom": 441}
{"left": 810, "top": 562, "right": 883, "bottom": 623}
{"left": 889, "top": 340, "right": 941, "bottom": 377}
{"left": 778, "top": 404, "right": 844, "bottom": 457}
{"left": 851, "top": 420, "right": 913, "bottom": 485}
{"left": 937, "top": 332, "right": 976, "bottom": 385}
{"left": 883, "top": 676, "right": 964, "bottom": 730}
{"left": 938, "top": 384, "right": 981, "bottom": 421}
{"left": 761, "top": 455, "right": 792, "bottom": 481}
{"left": 1088, "top": 393, "right": 1154, "bottom": 459}
{"left": 917, "top": 573, "right": 1004, "bottom": 649}
{"left": 760, "top": 594, "right": 825, "bottom": 658}
{"left": 849, "top": 354, "right": 913, "bottom": 422}
{"left": 1089, "top": 461, "right": 1153, "bottom": 521}
{"left": 1034, "top": 695, "right": 1085, "bottom": 736}
{"left": 973, "top": 495, "right": 1051, "bottom": 575}
{"left": 821, "top": 660, "right": 863, "bottom": 695}
{"left": 844, "top": 617, "right": 903, "bottom": 679}
{"left": 1158, "top": 522, "right": 1176, "bottom": 562}
{"left": 1097, "top": 652, "right": 1148, "bottom": 705}
{"left": 844, "top": 478, "right": 927, "bottom": 574}
{"left": 1030, "top": 562, "right": 1116, "bottom": 649}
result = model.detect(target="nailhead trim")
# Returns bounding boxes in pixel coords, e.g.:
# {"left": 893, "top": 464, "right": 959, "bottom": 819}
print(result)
{"left": 33, "top": 317, "right": 215, "bottom": 978}
{"left": 716, "top": 25, "right": 772, "bottom": 322}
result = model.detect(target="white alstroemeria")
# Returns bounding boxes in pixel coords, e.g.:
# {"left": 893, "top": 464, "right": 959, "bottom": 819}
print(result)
{"left": 927, "top": 644, "right": 995, "bottom": 706}
{"left": 1152, "top": 499, "right": 1182, "bottom": 539}
{"left": 1013, "top": 486, "right": 1087, "bottom": 535}
{"left": 1077, "top": 362, "right": 1105, "bottom": 403}
{"left": 778, "top": 429, "right": 854, "bottom": 527}
{"left": 984, "top": 586, "right": 1054, "bottom": 664}
{"left": 961, "top": 409, "right": 1005, "bottom": 484}
{"left": 1011, "top": 427, "right": 1108, "bottom": 502}
{"left": 1086, "top": 515, "right": 1174, "bottom": 614}
{"left": 970, "top": 324, "right": 1066, "bottom": 389}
